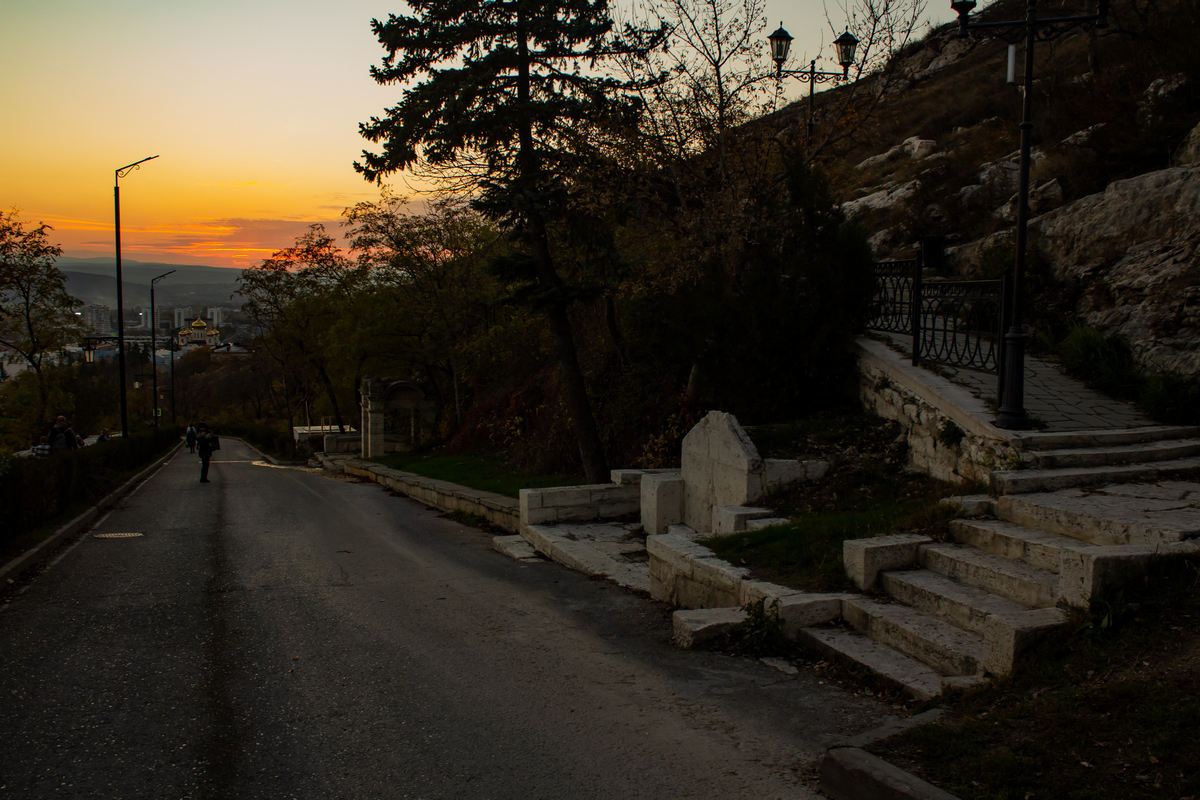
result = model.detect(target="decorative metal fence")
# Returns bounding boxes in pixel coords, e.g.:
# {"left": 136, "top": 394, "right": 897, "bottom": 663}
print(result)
{"left": 914, "top": 280, "right": 1004, "bottom": 375}
{"left": 867, "top": 259, "right": 919, "bottom": 335}
{"left": 867, "top": 238, "right": 1007, "bottom": 396}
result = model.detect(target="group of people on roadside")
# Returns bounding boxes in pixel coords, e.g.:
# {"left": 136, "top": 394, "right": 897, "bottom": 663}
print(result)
{"left": 185, "top": 422, "right": 220, "bottom": 483}
{"left": 31, "top": 416, "right": 111, "bottom": 457}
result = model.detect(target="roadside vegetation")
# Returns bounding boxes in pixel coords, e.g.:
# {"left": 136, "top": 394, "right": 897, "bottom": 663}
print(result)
{"left": 869, "top": 555, "right": 1200, "bottom": 800}
{"left": 368, "top": 451, "right": 584, "bottom": 499}
{"left": 703, "top": 408, "right": 961, "bottom": 591}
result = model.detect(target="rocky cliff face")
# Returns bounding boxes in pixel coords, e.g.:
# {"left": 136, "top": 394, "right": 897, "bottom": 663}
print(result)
{"left": 948, "top": 159, "right": 1200, "bottom": 377}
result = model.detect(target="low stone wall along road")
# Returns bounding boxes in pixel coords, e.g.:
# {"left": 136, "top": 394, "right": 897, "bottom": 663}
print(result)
{"left": 0, "top": 439, "right": 895, "bottom": 799}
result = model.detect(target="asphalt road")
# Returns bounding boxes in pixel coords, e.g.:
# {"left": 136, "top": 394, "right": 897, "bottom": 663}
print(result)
{"left": 0, "top": 440, "right": 897, "bottom": 799}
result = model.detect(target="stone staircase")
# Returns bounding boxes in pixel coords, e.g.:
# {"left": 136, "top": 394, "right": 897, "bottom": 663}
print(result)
{"left": 990, "top": 425, "right": 1200, "bottom": 494}
{"left": 797, "top": 482, "right": 1200, "bottom": 700}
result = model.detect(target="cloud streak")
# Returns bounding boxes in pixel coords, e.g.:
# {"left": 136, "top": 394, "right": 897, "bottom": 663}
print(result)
{"left": 56, "top": 216, "right": 350, "bottom": 269}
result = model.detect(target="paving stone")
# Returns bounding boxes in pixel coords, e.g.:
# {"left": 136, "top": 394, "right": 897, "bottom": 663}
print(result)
{"left": 493, "top": 535, "right": 539, "bottom": 561}
{"left": 673, "top": 607, "right": 747, "bottom": 649}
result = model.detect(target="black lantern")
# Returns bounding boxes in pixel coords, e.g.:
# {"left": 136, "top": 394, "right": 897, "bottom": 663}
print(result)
{"left": 833, "top": 30, "right": 859, "bottom": 75}
{"left": 83, "top": 341, "right": 95, "bottom": 364}
{"left": 768, "top": 24, "right": 794, "bottom": 71}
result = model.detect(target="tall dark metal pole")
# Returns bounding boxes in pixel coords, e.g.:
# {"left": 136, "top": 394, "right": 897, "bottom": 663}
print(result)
{"left": 114, "top": 155, "right": 159, "bottom": 438}
{"left": 150, "top": 269, "right": 175, "bottom": 428}
{"left": 995, "top": 2, "right": 1038, "bottom": 429}
{"left": 952, "top": 0, "right": 1106, "bottom": 429}
{"left": 170, "top": 337, "right": 176, "bottom": 424}
{"left": 114, "top": 183, "right": 128, "bottom": 439}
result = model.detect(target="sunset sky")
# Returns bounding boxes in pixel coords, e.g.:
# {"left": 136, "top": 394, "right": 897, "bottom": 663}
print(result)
{"left": 2, "top": 0, "right": 940, "bottom": 270}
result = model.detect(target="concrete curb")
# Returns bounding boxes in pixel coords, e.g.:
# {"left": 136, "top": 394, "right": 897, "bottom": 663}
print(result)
{"left": 820, "top": 747, "right": 962, "bottom": 800}
{"left": 0, "top": 442, "right": 184, "bottom": 586}
{"left": 818, "top": 709, "right": 960, "bottom": 800}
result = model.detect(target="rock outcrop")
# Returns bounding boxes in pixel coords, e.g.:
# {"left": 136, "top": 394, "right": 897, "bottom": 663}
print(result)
{"left": 949, "top": 165, "right": 1200, "bottom": 377}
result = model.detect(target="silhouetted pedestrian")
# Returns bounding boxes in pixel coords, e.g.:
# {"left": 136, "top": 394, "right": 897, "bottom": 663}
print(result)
{"left": 32, "top": 436, "right": 51, "bottom": 457}
{"left": 185, "top": 423, "right": 197, "bottom": 453}
{"left": 196, "top": 425, "right": 220, "bottom": 483}
{"left": 46, "top": 416, "right": 78, "bottom": 454}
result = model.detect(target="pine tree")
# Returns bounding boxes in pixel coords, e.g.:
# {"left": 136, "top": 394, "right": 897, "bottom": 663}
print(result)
{"left": 356, "top": 0, "right": 665, "bottom": 483}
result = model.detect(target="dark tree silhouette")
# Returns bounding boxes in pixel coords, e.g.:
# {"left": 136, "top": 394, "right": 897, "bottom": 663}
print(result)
{"left": 356, "top": 0, "right": 666, "bottom": 483}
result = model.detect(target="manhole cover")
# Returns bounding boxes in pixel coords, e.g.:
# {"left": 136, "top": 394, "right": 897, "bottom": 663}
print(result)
{"left": 93, "top": 532, "right": 144, "bottom": 539}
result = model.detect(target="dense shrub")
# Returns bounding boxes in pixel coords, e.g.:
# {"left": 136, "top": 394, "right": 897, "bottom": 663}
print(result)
{"left": 1, "top": 427, "right": 182, "bottom": 543}
{"left": 1058, "top": 324, "right": 1200, "bottom": 425}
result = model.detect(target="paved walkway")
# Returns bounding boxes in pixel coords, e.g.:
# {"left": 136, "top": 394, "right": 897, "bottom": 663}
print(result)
{"left": 877, "top": 334, "right": 1153, "bottom": 432}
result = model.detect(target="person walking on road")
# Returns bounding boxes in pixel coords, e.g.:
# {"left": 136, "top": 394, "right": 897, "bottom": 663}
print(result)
{"left": 46, "top": 416, "right": 79, "bottom": 454}
{"left": 185, "top": 423, "right": 197, "bottom": 453}
{"left": 196, "top": 425, "right": 220, "bottom": 483}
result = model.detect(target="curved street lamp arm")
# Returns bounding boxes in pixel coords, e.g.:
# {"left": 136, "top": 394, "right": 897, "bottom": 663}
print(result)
{"left": 116, "top": 155, "right": 160, "bottom": 180}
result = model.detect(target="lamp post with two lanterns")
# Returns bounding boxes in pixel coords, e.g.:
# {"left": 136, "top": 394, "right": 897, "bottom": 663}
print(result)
{"left": 949, "top": 0, "right": 1108, "bottom": 429}
{"left": 768, "top": 24, "right": 860, "bottom": 146}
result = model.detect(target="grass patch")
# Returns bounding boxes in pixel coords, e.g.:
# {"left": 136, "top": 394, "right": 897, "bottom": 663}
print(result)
{"left": 708, "top": 408, "right": 961, "bottom": 592}
{"left": 369, "top": 451, "right": 584, "bottom": 498}
{"left": 870, "top": 555, "right": 1200, "bottom": 800}
{"left": 703, "top": 475, "right": 958, "bottom": 591}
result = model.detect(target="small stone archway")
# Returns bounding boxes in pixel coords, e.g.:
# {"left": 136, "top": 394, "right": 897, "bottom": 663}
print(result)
{"left": 360, "top": 377, "right": 431, "bottom": 458}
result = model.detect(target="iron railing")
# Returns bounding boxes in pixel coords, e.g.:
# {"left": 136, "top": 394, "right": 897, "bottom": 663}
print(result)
{"left": 868, "top": 259, "right": 919, "bottom": 335}
{"left": 867, "top": 237, "right": 1007, "bottom": 398}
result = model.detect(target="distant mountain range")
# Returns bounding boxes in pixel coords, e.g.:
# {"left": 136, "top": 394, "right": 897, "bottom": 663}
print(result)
{"left": 58, "top": 257, "right": 244, "bottom": 308}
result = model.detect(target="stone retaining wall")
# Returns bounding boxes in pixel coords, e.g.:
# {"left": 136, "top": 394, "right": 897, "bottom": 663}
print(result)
{"left": 856, "top": 337, "right": 1017, "bottom": 485}
{"left": 518, "top": 483, "right": 640, "bottom": 531}
{"left": 341, "top": 459, "right": 519, "bottom": 532}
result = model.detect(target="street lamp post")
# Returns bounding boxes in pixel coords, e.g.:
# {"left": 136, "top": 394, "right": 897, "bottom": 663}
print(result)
{"left": 950, "top": 0, "right": 1108, "bottom": 429}
{"left": 769, "top": 25, "right": 859, "bottom": 146}
{"left": 114, "top": 155, "right": 159, "bottom": 438}
{"left": 150, "top": 270, "right": 175, "bottom": 427}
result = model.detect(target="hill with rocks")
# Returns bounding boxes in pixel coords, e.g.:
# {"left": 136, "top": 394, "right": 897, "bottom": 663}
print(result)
{"left": 776, "top": 0, "right": 1200, "bottom": 381}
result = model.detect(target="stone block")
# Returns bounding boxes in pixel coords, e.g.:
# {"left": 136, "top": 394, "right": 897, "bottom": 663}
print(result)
{"left": 641, "top": 473, "right": 684, "bottom": 536}
{"left": 940, "top": 494, "right": 993, "bottom": 516}
{"left": 711, "top": 505, "right": 772, "bottom": 534}
{"left": 673, "top": 607, "right": 747, "bottom": 649}
{"left": 843, "top": 534, "right": 932, "bottom": 590}
{"left": 519, "top": 488, "right": 542, "bottom": 514}
{"left": 542, "top": 486, "right": 594, "bottom": 507}
{"left": 588, "top": 484, "right": 639, "bottom": 504}
{"left": 1057, "top": 544, "right": 1160, "bottom": 607}
{"left": 982, "top": 607, "right": 1067, "bottom": 675}
{"left": 764, "top": 459, "right": 803, "bottom": 492}
{"left": 611, "top": 469, "right": 646, "bottom": 486}
{"left": 691, "top": 556, "right": 749, "bottom": 595}
{"left": 493, "top": 535, "right": 537, "bottom": 561}
{"left": 777, "top": 594, "right": 847, "bottom": 635}
{"left": 681, "top": 410, "right": 766, "bottom": 532}
{"left": 666, "top": 524, "right": 704, "bottom": 541}
{"left": 739, "top": 580, "right": 803, "bottom": 606}
{"left": 803, "top": 460, "right": 830, "bottom": 480}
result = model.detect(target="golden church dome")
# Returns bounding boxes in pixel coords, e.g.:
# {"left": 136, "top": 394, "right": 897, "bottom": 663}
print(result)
{"left": 191, "top": 318, "right": 207, "bottom": 329}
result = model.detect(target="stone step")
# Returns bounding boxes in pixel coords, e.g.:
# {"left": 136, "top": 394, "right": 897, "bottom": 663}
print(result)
{"left": 842, "top": 597, "right": 984, "bottom": 676}
{"left": 918, "top": 542, "right": 1058, "bottom": 608}
{"left": 879, "top": 568, "right": 1031, "bottom": 635}
{"left": 797, "top": 626, "right": 944, "bottom": 701}
{"left": 1009, "top": 426, "right": 1200, "bottom": 452}
{"left": 1020, "top": 438, "right": 1200, "bottom": 470}
{"left": 996, "top": 487, "right": 1200, "bottom": 546}
{"left": 949, "top": 518, "right": 1095, "bottom": 572}
{"left": 989, "top": 457, "right": 1200, "bottom": 495}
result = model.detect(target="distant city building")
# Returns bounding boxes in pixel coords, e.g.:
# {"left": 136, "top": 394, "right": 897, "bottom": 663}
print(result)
{"left": 82, "top": 304, "right": 111, "bottom": 334}
{"left": 206, "top": 306, "right": 226, "bottom": 328}
{"left": 173, "top": 307, "right": 194, "bottom": 328}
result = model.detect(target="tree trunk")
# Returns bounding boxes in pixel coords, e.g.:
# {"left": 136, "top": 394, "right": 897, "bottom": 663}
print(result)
{"left": 314, "top": 363, "right": 345, "bottom": 432}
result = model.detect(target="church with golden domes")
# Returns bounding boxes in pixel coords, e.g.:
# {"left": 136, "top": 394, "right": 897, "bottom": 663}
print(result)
{"left": 177, "top": 317, "right": 221, "bottom": 349}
